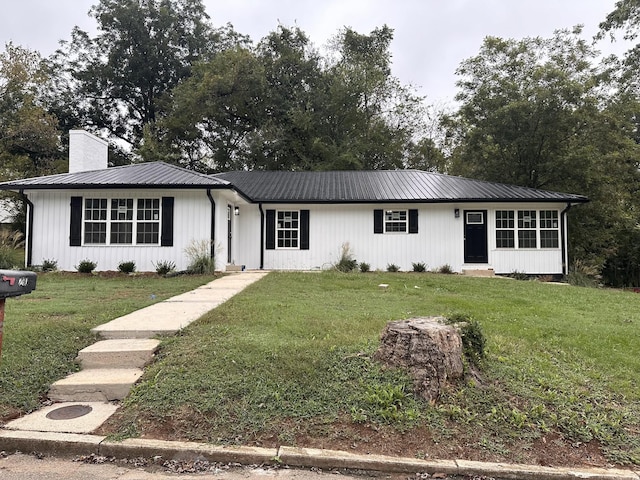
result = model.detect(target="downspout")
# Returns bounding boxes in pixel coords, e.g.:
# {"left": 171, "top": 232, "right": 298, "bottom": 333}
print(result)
{"left": 560, "top": 203, "right": 572, "bottom": 276}
{"left": 20, "top": 190, "right": 34, "bottom": 268}
{"left": 259, "top": 203, "right": 264, "bottom": 270}
{"left": 206, "top": 189, "right": 215, "bottom": 260}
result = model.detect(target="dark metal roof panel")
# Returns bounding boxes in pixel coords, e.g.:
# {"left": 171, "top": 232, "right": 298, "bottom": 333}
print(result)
{"left": 215, "top": 170, "right": 588, "bottom": 203}
{"left": 0, "top": 162, "right": 230, "bottom": 190}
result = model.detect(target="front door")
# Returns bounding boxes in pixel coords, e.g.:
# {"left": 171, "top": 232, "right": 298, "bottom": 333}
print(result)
{"left": 464, "top": 210, "right": 488, "bottom": 263}
{"left": 227, "top": 205, "right": 232, "bottom": 264}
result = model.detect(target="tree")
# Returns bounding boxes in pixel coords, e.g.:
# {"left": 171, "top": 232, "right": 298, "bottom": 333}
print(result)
{"left": 46, "top": 0, "right": 241, "bottom": 154}
{"left": 447, "top": 28, "right": 640, "bottom": 277}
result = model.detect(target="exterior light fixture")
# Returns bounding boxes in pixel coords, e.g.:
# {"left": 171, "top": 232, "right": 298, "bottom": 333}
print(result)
{"left": 454, "top": 208, "right": 460, "bottom": 218}
{"left": 234, "top": 206, "right": 240, "bottom": 216}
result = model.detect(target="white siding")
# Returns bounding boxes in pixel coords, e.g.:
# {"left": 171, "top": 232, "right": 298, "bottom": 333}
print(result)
{"left": 27, "top": 189, "right": 215, "bottom": 272}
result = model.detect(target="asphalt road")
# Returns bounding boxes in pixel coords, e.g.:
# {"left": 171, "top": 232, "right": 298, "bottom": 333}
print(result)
{"left": 0, "top": 452, "right": 416, "bottom": 480}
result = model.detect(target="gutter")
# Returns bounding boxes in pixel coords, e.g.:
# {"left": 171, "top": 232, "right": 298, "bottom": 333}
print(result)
{"left": 560, "top": 203, "right": 572, "bottom": 276}
{"left": 206, "top": 189, "right": 215, "bottom": 260}
{"left": 259, "top": 203, "right": 264, "bottom": 270}
{"left": 20, "top": 190, "right": 34, "bottom": 268}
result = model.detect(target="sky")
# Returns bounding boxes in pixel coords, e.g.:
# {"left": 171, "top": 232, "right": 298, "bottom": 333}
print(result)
{"left": 0, "top": 0, "right": 630, "bottom": 105}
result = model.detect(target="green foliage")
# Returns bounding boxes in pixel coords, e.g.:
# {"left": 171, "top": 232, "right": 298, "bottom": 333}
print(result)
{"left": 353, "top": 383, "right": 420, "bottom": 424}
{"left": 444, "top": 313, "right": 486, "bottom": 365}
{"left": 412, "top": 262, "right": 427, "bottom": 272}
{"left": 566, "top": 260, "right": 600, "bottom": 287}
{"left": 185, "top": 239, "right": 216, "bottom": 274}
{"left": 0, "top": 230, "right": 24, "bottom": 269}
{"left": 334, "top": 242, "right": 357, "bottom": 272}
{"left": 438, "top": 264, "right": 454, "bottom": 274}
{"left": 386, "top": 263, "right": 400, "bottom": 272}
{"left": 359, "top": 262, "right": 371, "bottom": 273}
{"left": 153, "top": 260, "right": 176, "bottom": 276}
{"left": 509, "top": 271, "right": 529, "bottom": 281}
{"left": 76, "top": 259, "right": 97, "bottom": 274}
{"left": 117, "top": 261, "right": 136, "bottom": 274}
{"left": 41, "top": 258, "right": 58, "bottom": 272}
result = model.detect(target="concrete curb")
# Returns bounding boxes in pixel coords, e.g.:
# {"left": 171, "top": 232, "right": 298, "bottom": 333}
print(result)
{"left": 1, "top": 430, "right": 638, "bottom": 480}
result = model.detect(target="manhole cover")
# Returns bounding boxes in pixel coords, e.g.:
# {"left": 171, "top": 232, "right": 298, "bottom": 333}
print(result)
{"left": 46, "top": 405, "right": 93, "bottom": 420}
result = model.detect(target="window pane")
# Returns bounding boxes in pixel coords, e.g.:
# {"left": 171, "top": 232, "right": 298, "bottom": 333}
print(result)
{"left": 385, "top": 210, "right": 407, "bottom": 232}
{"left": 84, "top": 222, "right": 106, "bottom": 244}
{"left": 496, "top": 210, "right": 514, "bottom": 229}
{"left": 136, "top": 222, "right": 159, "bottom": 244}
{"left": 518, "top": 210, "right": 536, "bottom": 229}
{"left": 518, "top": 230, "right": 537, "bottom": 248}
{"left": 111, "top": 222, "right": 133, "bottom": 244}
{"left": 496, "top": 230, "right": 515, "bottom": 248}
{"left": 276, "top": 210, "right": 300, "bottom": 248}
{"left": 540, "top": 230, "right": 559, "bottom": 248}
{"left": 540, "top": 210, "right": 559, "bottom": 229}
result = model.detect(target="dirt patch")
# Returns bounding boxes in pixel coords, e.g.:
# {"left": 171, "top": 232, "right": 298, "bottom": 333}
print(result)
{"left": 96, "top": 413, "right": 611, "bottom": 469}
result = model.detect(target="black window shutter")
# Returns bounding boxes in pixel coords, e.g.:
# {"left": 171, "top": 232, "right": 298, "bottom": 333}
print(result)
{"left": 70, "top": 196, "right": 82, "bottom": 246}
{"left": 266, "top": 209, "right": 276, "bottom": 250}
{"left": 409, "top": 209, "right": 419, "bottom": 234}
{"left": 161, "top": 197, "right": 174, "bottom": 246}
{"left": 300, "top": 210, "right": 309, "bottom": 250}
{"left": 373, "top": 209, "right": 384, "bottom": 234}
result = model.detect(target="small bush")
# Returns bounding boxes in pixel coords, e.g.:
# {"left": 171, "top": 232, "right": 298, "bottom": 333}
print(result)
{"left": 0, "top": 230, "right": 24, "bottom": 269}
{"left": 41, "top": 259, "right": 58, "bottom": 272}
{"left": 444, "top": 313, "right": 486, "bottom": 365}
{"left": 566, "top": 260, "right": 600, "bottom": 287}
{"left": 438, "top": 264, "right": 454, "bottom": 274}
{"left": 510, "top": 270, "right": 529, "bottom": 281}
{"left": 76, "top": 259, "right": 97, "bottom": 273}
{"left": 359, "top": 262, "right": 371, "bottom": 273}
{"left": 118, "top": 261, "right": 136, "bottom": 274}
{"left": 386, "top": 263, "right": 400, "bottom": 272}
{"left": 153, "top": 260, "right": 176, "bottom": 275}
{"left": 334, "top": 242, "right": 357, "bottom": 273}
{"left": 412, "top": 262, "right": 427, "bottom": 272}
{"left": 185, "top": 239, "right": 216, "bottom": 274}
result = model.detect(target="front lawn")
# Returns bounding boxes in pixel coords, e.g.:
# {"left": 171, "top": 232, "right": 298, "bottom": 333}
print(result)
{"left": 0, "top": 272, "right": 215, "bottom": 419}
{"left": 2, "top": 271, "right": 639, "bottom": 467}
{"left": 101, "top": 272, "right": 640, "bottom": 467}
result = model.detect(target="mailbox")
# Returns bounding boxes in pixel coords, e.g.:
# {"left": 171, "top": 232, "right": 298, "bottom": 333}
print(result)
{"left": 0, "top": 270, "right": 37, "bottom": 299}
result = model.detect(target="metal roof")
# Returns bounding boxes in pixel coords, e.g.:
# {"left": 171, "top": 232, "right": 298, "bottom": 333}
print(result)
{"left": 214, "top": 170, "right": 589, "bottom": 204}
{"left": 0, "top": 162, "right": 230, "bottom": 190}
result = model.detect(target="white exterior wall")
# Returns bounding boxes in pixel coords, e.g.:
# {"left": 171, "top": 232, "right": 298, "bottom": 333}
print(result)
{"left": 27, "top": 189, "right": 216, "bottom": 272}
{"left": 231, "top": 202, "right": 568, "bottom": 275}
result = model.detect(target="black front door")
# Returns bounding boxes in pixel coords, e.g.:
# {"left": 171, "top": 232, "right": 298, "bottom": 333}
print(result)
{"left": 464, "top": 210, "right": 488, "bottom": 263}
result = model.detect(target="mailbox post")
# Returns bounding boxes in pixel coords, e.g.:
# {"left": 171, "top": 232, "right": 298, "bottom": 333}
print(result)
{"left": 0, "top": 270, "right": 37, "bottom": 362}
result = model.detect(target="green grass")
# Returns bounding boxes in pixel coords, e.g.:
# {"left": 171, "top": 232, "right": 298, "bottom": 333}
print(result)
{"left": 3, "top": 271, "right": 640, "bottom": 465}
{"left": 110, "top": 272, "right": 640, "bottom": 464}
{"left": 0, "top": 272, "right": 215, "bottom": 417}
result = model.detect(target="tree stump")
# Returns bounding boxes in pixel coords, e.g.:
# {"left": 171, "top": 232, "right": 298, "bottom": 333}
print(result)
{"left": 373, "top": 316, "right": 464, "bottom": 402}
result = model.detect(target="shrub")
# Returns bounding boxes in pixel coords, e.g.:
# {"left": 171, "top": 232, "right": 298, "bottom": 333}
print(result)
{"left": 76, "top": 259, "right": 97, "bottom": 273}
{"left": 185, "top": 239, "right": 216, "bottom": 274}
{"left": 412, "top": 262, "right": 427, "bottom": 272}
{"left": 41, "top": 259, "right": 58, "bottom": 272}
{"left": 359, "top": 262, "right": 371, "bottom": 273}
{"left": 438, "top": 264, "right": 454, "bottom": 274}
{"left": 566, "top": 260, "right": 600, "bottom": 287}
{"left": 386, "top": 263, "right": 400, "bottom": 272}
{"left": 444, "top": 313, "right": 486, "bottom": 365}
{"left": 509, "top": 270, "right": 529, "bottom": 281}
{"left": 153, "top": 260, "right": 176, "bottom": 275}
{"left": 334, "top": 242, "right": 357, "bottom": 273}
{"left": 0, "top": 230, "right": 24, "bottom": 269}
{"left": 118, "top": 261, "right": 136, "bottom": 273}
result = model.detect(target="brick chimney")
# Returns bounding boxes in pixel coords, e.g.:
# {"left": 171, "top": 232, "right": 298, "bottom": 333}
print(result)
{"left": 68, "top": 130, "right": 108, "bottom": 173}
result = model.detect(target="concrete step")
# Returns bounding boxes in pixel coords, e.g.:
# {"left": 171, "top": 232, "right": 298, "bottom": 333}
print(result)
{"left": 48, "top": 368, "right": 144, "bottom": 402}
{"left": 462, "top": 268, "right": 495, "bottom": 277}
{"left": 76, "top": 339, "right": 161, "bottom": 369}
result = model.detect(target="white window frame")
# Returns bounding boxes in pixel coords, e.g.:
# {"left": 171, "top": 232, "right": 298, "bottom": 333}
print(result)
{"left": 83, "top": 197, "right": 161, "bottom": 246}
{"left": 384, "top": 210, "right": 408, "bottom": 233}
{"left": 276, "top": 210, "right": 300, "bottom": 249}
{"left": 495, "top": 209, "right": 560, "bottom": 250}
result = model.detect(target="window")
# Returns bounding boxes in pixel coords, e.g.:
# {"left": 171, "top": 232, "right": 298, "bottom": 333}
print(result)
{"left": 540, "top": 210, "right": 559, "bottom": 248}
{"left": 84, "top": 198, "right": 107, "bottom": 244}
{"left": 385, "top": 210, "right": 407, "bottom": 232}
{"left": 517, "top": 210, "right": 537, "bottom": 248}
{"left": 495, "top": 210, "right": 514, "bottom": 248}
{"left": 495, "top": 209, "right": 560, "bottom": 249}
{"left": 277, "top": 210, "right": 299, "bottom": 248}
{"left": 83, "top": 197, "right": 160, "bottom": 245}
{"left": 137, "top": 199, "right": 160, "bottom": 244}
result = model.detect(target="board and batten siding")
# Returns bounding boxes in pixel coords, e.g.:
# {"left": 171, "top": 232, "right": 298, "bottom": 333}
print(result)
{"left": 234, "top": 202, "right": 568, "bottom": 274}
{"left": 26, "top": 189, "right": 214, "bottom": 272}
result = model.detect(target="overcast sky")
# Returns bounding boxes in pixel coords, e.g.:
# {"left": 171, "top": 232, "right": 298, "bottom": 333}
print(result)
{"left": 0, "top": 0, "right": 630, "bottom": 105}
